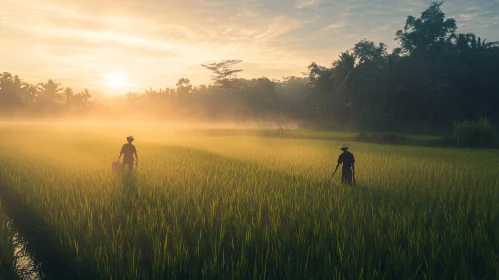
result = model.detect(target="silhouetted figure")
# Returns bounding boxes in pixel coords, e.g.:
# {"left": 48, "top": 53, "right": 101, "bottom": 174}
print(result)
{"left": 332, "top": 143, "right": 355, "bottom": 185}
{"left": 117, "top": 136, "right": 138, "bottom": 173}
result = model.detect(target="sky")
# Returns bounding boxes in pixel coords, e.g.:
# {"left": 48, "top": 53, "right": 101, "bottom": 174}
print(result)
{"left": 1, "top": 0, "right": 498, "bottom": 95}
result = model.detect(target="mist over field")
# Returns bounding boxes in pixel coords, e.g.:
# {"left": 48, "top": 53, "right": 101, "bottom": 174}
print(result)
{"left": 1, "top": 1, "right": 499, "bottom": 279}
{"left": 0, "top": 122, "right": 498, "bottom": 279}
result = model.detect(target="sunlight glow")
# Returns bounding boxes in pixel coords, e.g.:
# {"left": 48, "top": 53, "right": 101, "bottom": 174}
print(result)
{"left": 103, "top": 71, "right": 126, "bottom": 89}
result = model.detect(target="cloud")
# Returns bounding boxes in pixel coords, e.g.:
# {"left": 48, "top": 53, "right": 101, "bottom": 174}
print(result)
{"left": 459, "top": 13, "right": 481, "bottom": 20}
{"left": 1, "top": 0, "right": 499, "bottom": 91}
{"left": 366, "top": 10, "right": 391, "bottom": 15}
{"left": 1, "top": 0, "right": 315, "bottom": 89}
{"left": 325, "top": 22, "right": 344, "bottom": 29}
{"left": 295, "top": 0, "right": 321, "bottom": 9}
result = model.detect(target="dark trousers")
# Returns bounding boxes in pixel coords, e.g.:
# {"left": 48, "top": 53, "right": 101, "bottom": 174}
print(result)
{"left": 122, "top": 161, "right": 134, "bottom": 172}
{"left": 341, "top": 168, "right": 353, "bottom": 185}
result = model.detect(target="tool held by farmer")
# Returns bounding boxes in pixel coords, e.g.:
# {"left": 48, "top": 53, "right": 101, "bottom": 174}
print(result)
{"left": 116, "top": 136, "right": 138, "bottom": 173}
{"left": 330, "top": 143, "right": 356, "bottom": 186}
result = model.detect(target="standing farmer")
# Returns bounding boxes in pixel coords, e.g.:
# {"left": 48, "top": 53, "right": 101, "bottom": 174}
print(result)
{"left": 118, "top": 136, "right": 138, "bottom": 172}
{"left": 331, "top": 143, "right": 355, "bottom": 185}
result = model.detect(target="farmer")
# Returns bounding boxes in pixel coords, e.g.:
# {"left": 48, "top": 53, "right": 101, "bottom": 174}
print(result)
{"left": 332, "top": 143, "right": 355, "bottom": 185}
{"left": 117, "top": 136, "right": 138, "bottom": 172}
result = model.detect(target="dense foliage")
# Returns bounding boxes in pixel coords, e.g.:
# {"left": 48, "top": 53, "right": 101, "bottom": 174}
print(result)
{"left": 1, "top": 2, "right": 498, "bottom": 132}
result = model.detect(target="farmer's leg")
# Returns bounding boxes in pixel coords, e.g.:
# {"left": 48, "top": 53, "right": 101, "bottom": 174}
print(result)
{"left": 341, "top": 171, "right": 347, "bottom": 184}
{"left": 342, "top": 169, "right": 352, "bottom": 185}
{"left": 346, "top": 172, "right": 353, "bottom": 185}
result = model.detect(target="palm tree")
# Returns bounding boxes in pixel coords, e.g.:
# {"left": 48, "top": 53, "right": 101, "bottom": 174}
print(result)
{"left": 381, "top": 53, "right": 402, "bottom": 124}
{"left": 36, "top": 79, "right": 63, "bottom": 103}
{"left": 0, "top": 72, "right": 25, "bottom": 106}
{"left": 72, "top": 89, "right": 93, "bottom": 109}
{"left": 21, "top": 83, "right": 37, "bottom": 104}
{"left": 63, "top": 87, "right": 74, "bottom": 105}
{"left": 333, "top": 51, "right": 357, "bottom": 122}
{"left": 144, "top": 87, "right": 159, "bottom": 101}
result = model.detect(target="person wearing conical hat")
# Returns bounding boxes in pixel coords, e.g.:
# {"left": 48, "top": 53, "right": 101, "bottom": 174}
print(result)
{"left": 331, "top": 143, "right": 355, "bottom": 185}
{"left": 117, "top": 136, "right": 138, "bottom": 172}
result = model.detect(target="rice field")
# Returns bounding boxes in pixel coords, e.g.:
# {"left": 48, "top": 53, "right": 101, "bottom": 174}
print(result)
{"left": 0, "top": 123, "right": 498, "bottom": 279}
{"left": 0, "top": 201, "right": 16, "bottom": 280}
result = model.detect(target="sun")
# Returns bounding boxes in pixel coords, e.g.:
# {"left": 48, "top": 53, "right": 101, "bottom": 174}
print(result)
{"left": 103, "top": 71, "right": 126, "bottom": 89}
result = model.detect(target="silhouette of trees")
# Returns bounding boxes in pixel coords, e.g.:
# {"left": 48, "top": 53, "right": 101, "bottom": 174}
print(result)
{"left": 63, "top": 87, "right": 74, "bottom": 105}
{"left": 201, "top": 59, "right": 243, "bottom": 89}
{"left": 0, "top": 73, "right": 25, "bottom": 108}
{"left": 1, "top": 1, "right": 498, "bottom": 133}
{"left": 303, "top": 1, "right": 499, "bottom": 132}
{"left": 176, "top": 78, "right": 193, "bottom": 96}
{"left": 0, "top": 74, "right": 95, "bottom": 116}
{"left": 395, "top": 1, "right": 457, "bottom": 57}
{"left": 36, "top": 79, "right": 63, "bottom": 104}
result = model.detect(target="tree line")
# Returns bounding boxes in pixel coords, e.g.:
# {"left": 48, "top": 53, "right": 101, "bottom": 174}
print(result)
{"left": 0, "top": 73, "right": 96, "bottom": 117}
{"left": 1, "top": 1, "right": 498, "bottom": 133}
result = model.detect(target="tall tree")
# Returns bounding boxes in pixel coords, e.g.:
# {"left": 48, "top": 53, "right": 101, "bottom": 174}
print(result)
{"left": 176, "top": 78, "right": 193, "bottom": 96}
{"left": 0, "top": 72, "right": 25, "bottom": 107}
{"left": 201, "top": 59, "right": 243, "bottom": 89}
{"left": 63, "top": 87, "right": 74, "bottom": 105}
{"left": 36, "top": 79, "right": 63, "bottom": 103}
{"left": 395, "top": 1, "right": 456, "bottom": 58}
{"left": 333, "top": 51, "right": 357, "bottom": 123}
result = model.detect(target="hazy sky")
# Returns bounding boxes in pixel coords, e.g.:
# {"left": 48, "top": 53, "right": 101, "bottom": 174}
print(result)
{"left": 1, "top": 0, "right": 498, "bottom": 94}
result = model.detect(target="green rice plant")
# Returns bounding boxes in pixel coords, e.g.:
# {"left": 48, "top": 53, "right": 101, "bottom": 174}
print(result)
{"left": 452, "top": 118, "right": 497, "bottom": 147}
{"left": 0, "top": 124, "right": 498, "bottom": 279}
{"left": 0, "top": 201, "right": 16, "bottom": 280}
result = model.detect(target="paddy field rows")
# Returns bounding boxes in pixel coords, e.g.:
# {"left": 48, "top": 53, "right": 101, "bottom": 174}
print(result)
{"left": 0, "top": 124, "right": 498, "bottom": 279}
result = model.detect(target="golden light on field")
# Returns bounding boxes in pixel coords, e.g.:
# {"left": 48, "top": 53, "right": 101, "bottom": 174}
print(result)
{"left": 103, "top": 71, "right": 126, "bottom": 90}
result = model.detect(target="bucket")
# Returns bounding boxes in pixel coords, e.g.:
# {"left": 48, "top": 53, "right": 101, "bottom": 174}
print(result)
{"left": 112, "top": 161, "right": 122, "bottom": 173}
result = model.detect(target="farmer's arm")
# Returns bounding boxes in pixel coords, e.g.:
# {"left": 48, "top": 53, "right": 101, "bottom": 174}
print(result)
{"left": 133, "top": 146, "right": 138, "bottom": 164}
{"left": 333, "top": 154, "right": 342, "bottom": 174}
{"left": 333, "top": 162, "right": 340, "bottom": 174}
{"left": 351, "top": 154, "right": 355, "bottom": 176}
{"left": 118, "top": 145, "right": 124, "bottom": 161}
